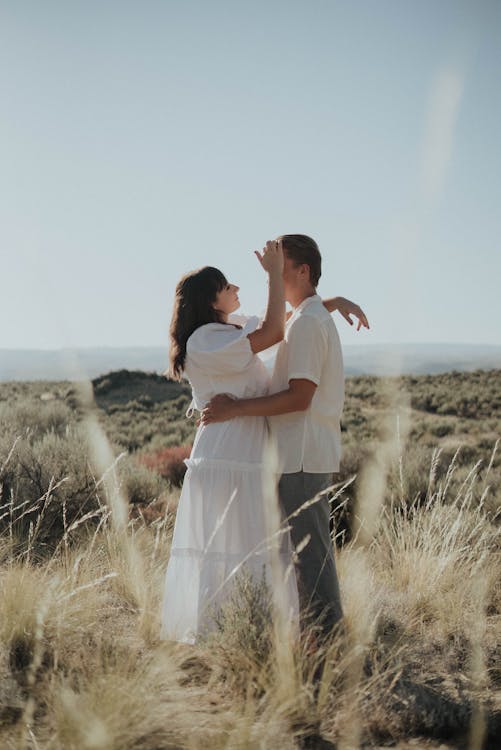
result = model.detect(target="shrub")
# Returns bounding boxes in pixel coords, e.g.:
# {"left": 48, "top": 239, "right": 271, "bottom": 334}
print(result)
{"left": 0, "top": 400, "right": 75, "bottom": 442}
{"left": 0, "top": 398, "right": 118, "bottom": 558}
{"left": 0, "top": 427, "right": 102, "bottom": 559}
{"left": 137, "top": 445, "right": 192, "bottom": 487}
{"left": 202, "top": 567, "right": 274, "bottom": 681}
{"left": 118, "top": 459, "right": 168, "bottom": 505}
{"left": 430, "top": 421, "right": 455, "bottom": 438}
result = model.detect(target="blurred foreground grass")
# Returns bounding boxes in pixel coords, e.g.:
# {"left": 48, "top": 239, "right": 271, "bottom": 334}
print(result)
{"left": 0, "top": 369, "right": 500, "bottom": 749}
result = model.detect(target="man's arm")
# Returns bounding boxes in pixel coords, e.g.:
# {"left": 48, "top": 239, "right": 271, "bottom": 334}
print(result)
{"left": 201, "top": 379, "right": 316, "bottom": 424}
{"left": 202, "top": 313, "right": 326, "bottom": 424}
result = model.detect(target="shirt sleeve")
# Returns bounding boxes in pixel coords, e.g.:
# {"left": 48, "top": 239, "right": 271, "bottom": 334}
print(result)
{"left": 286, "top": 315, "right": 326, "bottom": 386}
{"left": 186, "top": 317, "right": 260, "bottom": 376}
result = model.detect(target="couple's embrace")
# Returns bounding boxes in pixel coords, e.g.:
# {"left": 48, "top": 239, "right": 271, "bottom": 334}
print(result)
{"left": 160, "top": 234, "right": 369, "bottom": 647}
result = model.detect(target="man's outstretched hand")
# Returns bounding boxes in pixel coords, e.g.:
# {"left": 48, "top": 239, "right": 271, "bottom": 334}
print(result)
{"left": 201, "top": 394, "right": 238, "bottom": 425}
{"left": 333, "top": 297, "right": 370, "bottom": 331}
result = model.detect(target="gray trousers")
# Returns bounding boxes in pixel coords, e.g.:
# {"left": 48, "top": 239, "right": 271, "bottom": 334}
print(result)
{"left": 278, "top": 471, "right": 343, "bottom": 639}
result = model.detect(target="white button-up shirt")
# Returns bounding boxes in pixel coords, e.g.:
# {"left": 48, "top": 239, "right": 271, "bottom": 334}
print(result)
{"left": 268, "top": 294, "right": 344, "bottom": 474}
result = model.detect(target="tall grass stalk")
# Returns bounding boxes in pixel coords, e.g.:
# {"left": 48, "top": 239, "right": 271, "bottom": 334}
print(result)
{"left": 353, "top": 382, "right": 411, "bottom": 546}
{"left": 261, "top": 436, "right": 297, "bottom": 702}
{"left": 340, "top": 380, "right": 411, "bottom": 748}
{"left": 467, "top": 570, "right": 488, "bottom": 750}
{"left": 78, "top": 376, "right": 151, "bottom": 637}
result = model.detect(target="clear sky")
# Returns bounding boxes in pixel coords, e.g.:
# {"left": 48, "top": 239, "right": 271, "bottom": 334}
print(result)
{"left": 1, "top": 0, "right": 500, "bottom": 350}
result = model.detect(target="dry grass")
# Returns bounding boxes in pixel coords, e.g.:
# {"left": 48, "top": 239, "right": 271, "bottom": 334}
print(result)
{"left": 0, "top": 377, "right": 500, "bottom": 749}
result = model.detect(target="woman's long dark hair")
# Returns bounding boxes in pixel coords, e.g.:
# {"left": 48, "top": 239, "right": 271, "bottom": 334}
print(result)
{"left": 168, "top": 266, "right": 229, "bottom": 380}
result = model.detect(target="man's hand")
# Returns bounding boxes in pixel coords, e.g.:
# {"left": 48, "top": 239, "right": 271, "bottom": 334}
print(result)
{"left": 331, "top": 297, "right": 370, "bottom": 331}
{"left": 201, "top": 394, "right": 238, "bottom": 425}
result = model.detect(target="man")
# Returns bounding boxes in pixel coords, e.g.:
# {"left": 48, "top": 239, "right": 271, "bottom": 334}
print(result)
{"left": 201, "top": 234, "right": 369, "bottom": 642}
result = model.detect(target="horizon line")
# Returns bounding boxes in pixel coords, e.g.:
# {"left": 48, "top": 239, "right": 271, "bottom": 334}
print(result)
{"left": 1, "top": 341, "right": 501, "bottom": 353}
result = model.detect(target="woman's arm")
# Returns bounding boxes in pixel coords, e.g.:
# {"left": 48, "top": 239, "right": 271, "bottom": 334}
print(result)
{"left": 285, "top": 296, "right": 369, "bottom": 330}
{"left": 322, "top": 296, "right": 369, "bottom": 330}
{"left": 247, "top": 240, "right": 285, "bottom": 354}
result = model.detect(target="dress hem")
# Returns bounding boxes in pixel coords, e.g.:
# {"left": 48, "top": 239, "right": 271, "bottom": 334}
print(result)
{"left": 185, "top": 457, "right": 265, "bottom": 472}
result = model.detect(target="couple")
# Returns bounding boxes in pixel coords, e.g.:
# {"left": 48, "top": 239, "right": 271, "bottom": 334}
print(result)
{"left": 160, "top": 234, "right": 368, "bottom": 646}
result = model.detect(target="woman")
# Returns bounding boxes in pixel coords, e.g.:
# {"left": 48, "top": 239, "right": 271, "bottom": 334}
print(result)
{"left": 160, "top": 240, "right": 298, "bottom": 644}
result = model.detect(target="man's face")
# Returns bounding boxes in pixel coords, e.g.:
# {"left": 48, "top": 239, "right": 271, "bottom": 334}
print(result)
{"left": 282, "top": 254, "right": 306, "bottom": 301}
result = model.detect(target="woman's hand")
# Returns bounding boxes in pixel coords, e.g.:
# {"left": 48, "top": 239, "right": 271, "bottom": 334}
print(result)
{"left": 254, "top": 238, "right": 284, "bottom": 275}
{"left": 325, "top": 296, "right": 370, "bottom": 331}
{"left": 247, "top": 237, "right": 285, "bottom": 353}
{"left": 337, "top": 297, "right": 369, "bottom": 330}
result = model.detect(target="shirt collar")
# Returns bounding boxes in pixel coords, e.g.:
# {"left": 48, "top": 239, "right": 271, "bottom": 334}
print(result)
{"left": 293, "top": 293, "right": 321, "bottom": 314}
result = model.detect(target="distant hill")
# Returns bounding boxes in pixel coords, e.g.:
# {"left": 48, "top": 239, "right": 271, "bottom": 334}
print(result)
{"left": 341, "top": 343, "right": 501, "bottom": 376}
{"left": 1, "top": 343, "right": 501, "bottom": 381}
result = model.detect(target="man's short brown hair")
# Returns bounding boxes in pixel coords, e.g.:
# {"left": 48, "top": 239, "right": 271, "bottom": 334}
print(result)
{"left": 281, "top": 234, "right": 321, "bottom": 287}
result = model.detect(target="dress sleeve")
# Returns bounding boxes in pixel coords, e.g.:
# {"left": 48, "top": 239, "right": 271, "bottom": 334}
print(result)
{"left": 286, "top": 315, "right": 327, "bottom": 385}
{"left": 227, "top": 312, "right": 252, "bottom": 326}
{"left": 186, "top": 317, "right": 261, "bottom": 376}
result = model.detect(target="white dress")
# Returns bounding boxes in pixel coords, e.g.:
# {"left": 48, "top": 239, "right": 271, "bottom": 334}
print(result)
{"left": 160, "top": 315, "right": 299, "bottom": 644}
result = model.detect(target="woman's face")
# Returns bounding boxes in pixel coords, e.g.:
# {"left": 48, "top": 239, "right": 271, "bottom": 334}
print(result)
{"left": 213, "top": 282, "right": 240, "bottom": 316}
